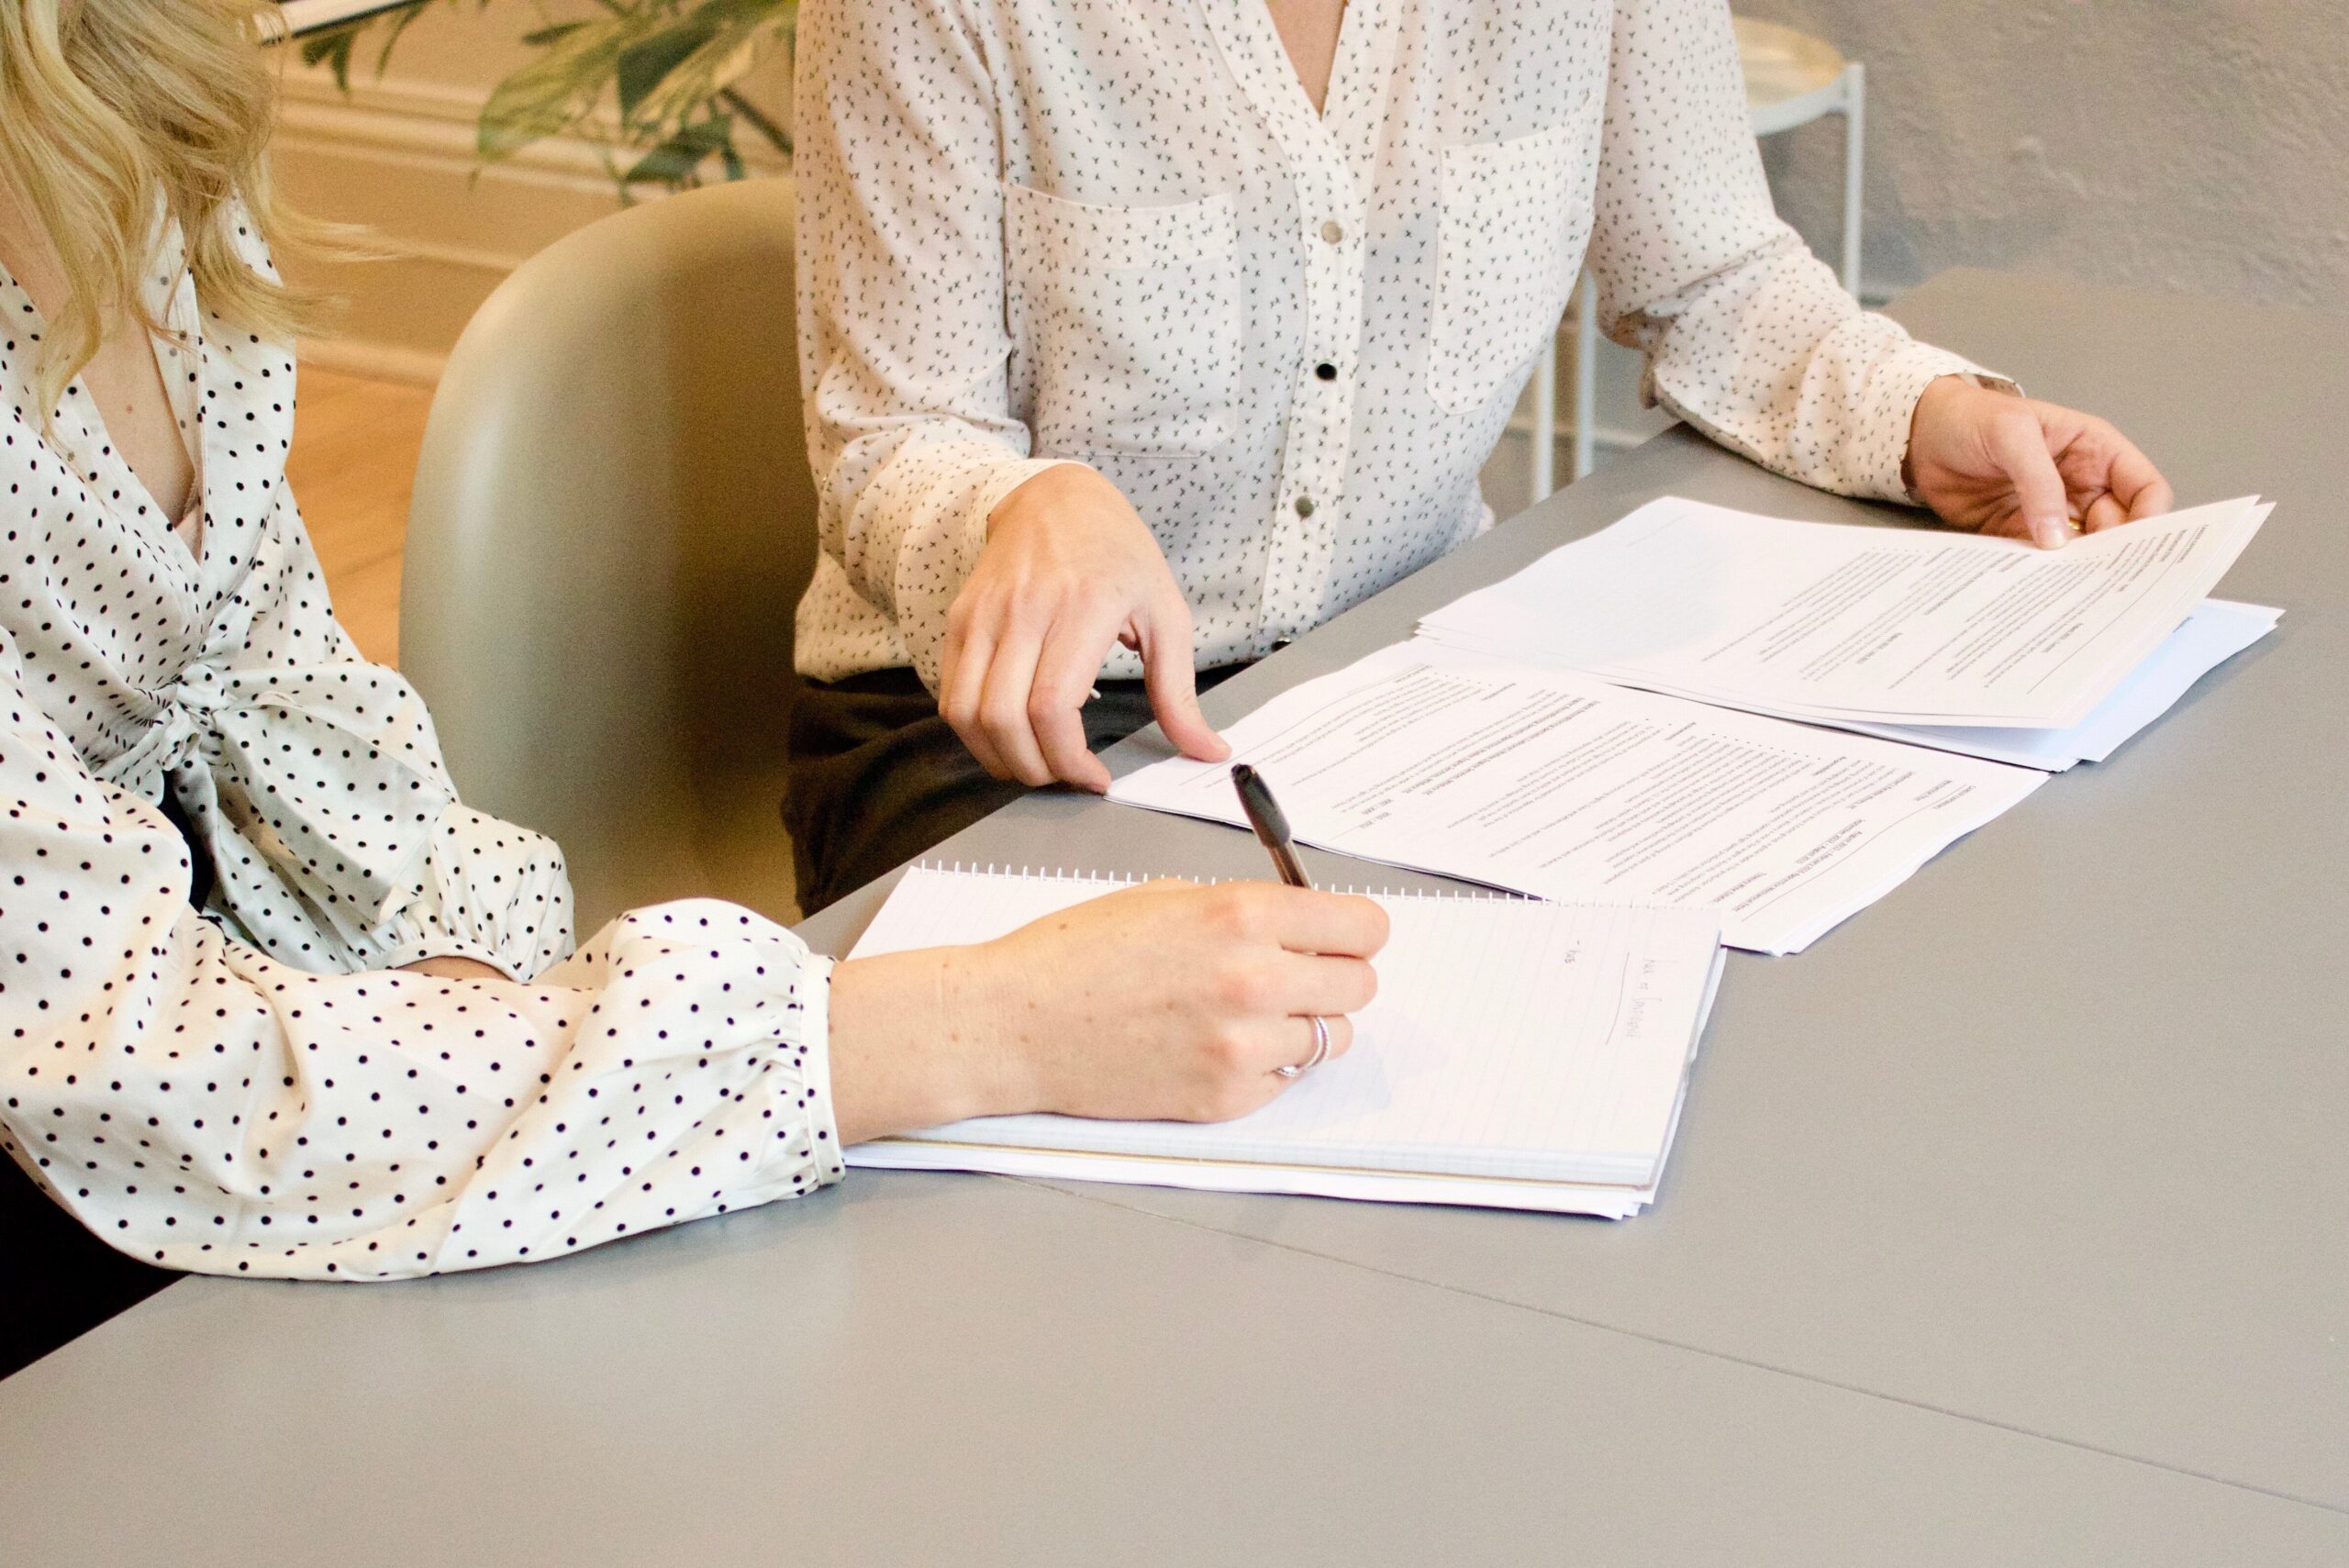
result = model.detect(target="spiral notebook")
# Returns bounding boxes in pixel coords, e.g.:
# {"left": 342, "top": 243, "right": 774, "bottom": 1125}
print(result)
{"left": 844, "top": 865, "right": 1727, "bottom": 1218}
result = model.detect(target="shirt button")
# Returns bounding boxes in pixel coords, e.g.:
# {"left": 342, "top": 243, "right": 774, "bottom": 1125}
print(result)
{"left": 1294, "top": 496, "right": 1317, "bottom": 518}
{"left": 1315, "top": 362, "right": 1338, "bottom": 382}
{"left": 1320, "top": 219, "right": 1345, "bottom": 245}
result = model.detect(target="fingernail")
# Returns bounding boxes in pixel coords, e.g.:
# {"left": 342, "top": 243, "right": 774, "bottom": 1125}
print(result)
{"left": 2036, "top": 520, "right": 2068, "bottom": 550}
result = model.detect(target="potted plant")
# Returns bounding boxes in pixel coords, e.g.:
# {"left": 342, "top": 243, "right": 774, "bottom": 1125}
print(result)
{"left": 306, "top": 0, "right": 796, "bottom": 194}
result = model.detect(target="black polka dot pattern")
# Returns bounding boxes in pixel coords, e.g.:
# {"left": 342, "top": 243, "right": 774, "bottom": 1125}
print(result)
{"left": 790, "top": 0, "right": 1997, "bottom": 694}
{"left": 0, "top": 207, "right": 843, "bottom": 1280}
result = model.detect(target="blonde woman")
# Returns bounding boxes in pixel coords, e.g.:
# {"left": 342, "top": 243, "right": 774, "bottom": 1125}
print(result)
{"left": 0, "top": 0, "right": 1386, "bottom": 1374}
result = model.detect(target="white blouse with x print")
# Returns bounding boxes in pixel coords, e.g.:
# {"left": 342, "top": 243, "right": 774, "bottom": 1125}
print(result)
{"left": 793, "top": 0, "right": 2000, "bottom": 692}
{"left": 0, "top": 215, "right": 841, "bottom": 1281}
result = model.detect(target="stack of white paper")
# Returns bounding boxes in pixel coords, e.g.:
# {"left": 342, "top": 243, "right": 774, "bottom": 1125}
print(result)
{"left": 1419, "top": 496, "right": 2276, "bottom": 751}
{"left": 1108, "top": 498, "right": 2274, "bottom": 955}
{"left": 1108, "top": 641, "right": 2044, "bottom": 955}
{"left": 1818, "top": 600, "right": 2281, "bottom": 769}
{"left": 846, "top": 865, "right": 1727, "bottom": 1218}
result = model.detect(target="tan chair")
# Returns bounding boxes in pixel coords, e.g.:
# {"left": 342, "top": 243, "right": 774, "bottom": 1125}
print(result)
{"left": 400, "top": 178, "right": 814, "bottom": 932}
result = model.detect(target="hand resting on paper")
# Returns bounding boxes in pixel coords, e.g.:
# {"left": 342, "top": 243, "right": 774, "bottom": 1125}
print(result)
{"left": 1906, "top": 376, "right": 2175, "bottom": 550}
{"left": 827, "top": 880, "right": 1388, "bottom": 1144}
{"left": 941, "top": 463, "right": 1230, "bottom": 792}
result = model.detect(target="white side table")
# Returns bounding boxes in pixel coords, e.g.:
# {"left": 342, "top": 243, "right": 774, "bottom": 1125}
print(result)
{"left": 1535, "top": 17, "right": 1866, "bottom": 497}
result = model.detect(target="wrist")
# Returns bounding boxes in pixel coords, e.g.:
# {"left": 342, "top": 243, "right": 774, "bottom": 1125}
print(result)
{"left": 827, "top": 944, "right": 1036, "bottom": 1145}
{"left": 985, "top": 461, "right": 1100, "bottom": 540}
{"left": 1904, "top": 374, "right": 2005, "bottom": 501}
{"left": 949, "top": 939, "right": 1054, "bottom": 1117}
{"left": 396, "top": 953, "right": 509, "bottom": 981}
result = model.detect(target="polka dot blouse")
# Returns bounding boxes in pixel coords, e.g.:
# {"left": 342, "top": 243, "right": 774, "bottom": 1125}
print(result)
{"left": 0, "top": 213, "right": 841, "bottom": 1281}
{"left": 792, "top": 0, "right": 1999, "bottom": 693}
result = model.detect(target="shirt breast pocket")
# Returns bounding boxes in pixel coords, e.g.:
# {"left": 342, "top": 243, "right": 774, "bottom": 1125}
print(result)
{"left": 1428, "top": 115, "right": 1598, "bottom": 415}
{"left": 1006, "top": 183, "right": 1241, "bottom": 459}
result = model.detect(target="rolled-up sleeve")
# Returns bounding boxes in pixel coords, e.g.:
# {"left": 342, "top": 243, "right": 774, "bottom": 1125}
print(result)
{"left": 795, "top": 0, "right": 1072, "bottom": 690}
{"left": 1588, "top": 0, "right": 2005, "bottom": 502}
{"left": 0, "top": 634, "right": 842, "bottom": 1281}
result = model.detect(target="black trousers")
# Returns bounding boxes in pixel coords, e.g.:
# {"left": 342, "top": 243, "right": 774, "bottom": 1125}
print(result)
{"left": 784, "top": 663, "right": 1246, "bottom": 915}
{"left": 0, "top": 1156, "right": 173, "bottom": 1379}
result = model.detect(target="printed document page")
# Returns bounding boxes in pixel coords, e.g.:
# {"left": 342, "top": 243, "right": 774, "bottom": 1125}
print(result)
{"left": 1448, "top": 598, "right": 2282, "bottom": 772}
{"left": 1420, "top": 496, "right": 2266, "bottom": 728}
{"left": 1825, "top": 599, "right": 2281, "bottom": 769}
{"left": 845, "top": 867, "right": 1726, "bottom": 1217}
{"left": 1108, "top": 639, "right": 2043, "bottom": 954}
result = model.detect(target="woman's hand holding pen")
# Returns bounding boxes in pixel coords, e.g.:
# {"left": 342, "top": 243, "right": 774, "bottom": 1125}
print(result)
{"left": 941, "top": 464, "right": 1230, "bottom": 791}
{"left": 827, "top": 881, "right": 1387, "bottom": 1145}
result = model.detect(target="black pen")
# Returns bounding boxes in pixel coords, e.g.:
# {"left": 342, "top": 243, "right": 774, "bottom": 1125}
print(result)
{"left": 1230, "top": 763, "right": 1313, "bottom": 889}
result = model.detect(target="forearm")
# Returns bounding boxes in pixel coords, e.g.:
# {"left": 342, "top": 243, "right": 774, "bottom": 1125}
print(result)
{"left": 826, "top": 945, "right": 1027, "bottom": 1146}
{"left": 1627, "top": 244, "right": 1994, "bottom": 502}
{"left": 818, "top": 436, "right": 1072, "bottom": 689}
{"left": 797, "top": 0, "right": 1065, "bottom": 684}
{"left": 1591, "top": 0, "right": 1997, "bottom": 502}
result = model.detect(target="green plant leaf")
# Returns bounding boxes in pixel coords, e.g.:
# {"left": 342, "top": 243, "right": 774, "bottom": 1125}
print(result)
{"left": 622, "top": 116, "right": 734, "bottom": 187}
{"left": 718, "top": 87, "right": 788, "bottom": 159}
{"left": 617, "top": 18, "right": 721, "bottom": 123}
{"left": 370, "top": 3, "right": 436, "bottom": 78}
{"left": 625, "top": 12, "right": 778, "bottom": 135}
{"left": 476, "top": 14, "right": 658, "bottom": 161}
{"left": 299, "top": 25, "right": 363, "bottom": 90}
{"left": 400, "top": 0, "right": 803, "bottom": 192}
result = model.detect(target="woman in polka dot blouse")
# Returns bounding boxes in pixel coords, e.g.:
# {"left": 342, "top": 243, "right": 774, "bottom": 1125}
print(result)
{"left": 785, "top": 0, "right": 2175, "bottom": 911}
{"left": 0, "top": 0, "right": 1389, "bottom": 1371}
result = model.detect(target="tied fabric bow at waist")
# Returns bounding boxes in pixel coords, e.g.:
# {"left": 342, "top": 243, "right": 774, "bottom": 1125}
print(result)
{"left": 95, "top": 657, "right": 455, "bottom": 954}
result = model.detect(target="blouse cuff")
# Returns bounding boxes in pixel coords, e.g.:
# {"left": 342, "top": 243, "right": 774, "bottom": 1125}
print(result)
{"left": 724, "top": 941, "right": 845, "bottom": 1207}
{"left": 1857, "top": 339, "right": 2018, "bottom": 505}
{"left": 964, "top": 457, "right": 1085, "bottom": 557}
{"left": 366, "top": 919, "right": 529, "bottom": 981}
{"left": 897, "top": 453, "right": 1087, "bottom": 692}
{"left": 796, "top": 952, "right": 844, "bottom": 1180}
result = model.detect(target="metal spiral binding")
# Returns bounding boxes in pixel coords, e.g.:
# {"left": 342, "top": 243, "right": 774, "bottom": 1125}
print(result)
{"left": 907, "top": 861, "right": 1524, "bottom": 901}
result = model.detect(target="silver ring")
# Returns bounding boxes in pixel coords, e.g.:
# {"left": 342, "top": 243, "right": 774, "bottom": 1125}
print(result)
{"left": 1274, "top": 1015, "right": 1332, "bottom": 1079}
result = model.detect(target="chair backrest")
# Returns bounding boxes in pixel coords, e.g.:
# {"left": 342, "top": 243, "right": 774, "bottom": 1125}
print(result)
{"left": 400, "top": 178, "right": 816, "bottom": 929}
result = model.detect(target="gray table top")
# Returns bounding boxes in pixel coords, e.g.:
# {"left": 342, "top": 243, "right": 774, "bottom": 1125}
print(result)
{"left": 4, "top": 270, "right": 2343, "bottom": 1563}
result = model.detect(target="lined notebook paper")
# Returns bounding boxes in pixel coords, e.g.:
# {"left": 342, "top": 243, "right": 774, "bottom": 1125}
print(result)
{"left": 845, "top": 866, "right": 1726, "bottom": 1218}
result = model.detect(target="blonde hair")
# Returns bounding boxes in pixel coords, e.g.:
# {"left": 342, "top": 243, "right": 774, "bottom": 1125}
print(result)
{"left": 0, "top": 0, "right": 329, "bottom": 415}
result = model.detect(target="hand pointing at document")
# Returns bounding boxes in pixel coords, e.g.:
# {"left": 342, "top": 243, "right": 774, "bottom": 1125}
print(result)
{"left": 1905, "top": 375, "right": 2175, "bottom": 550}
{"left": 941, "top": 464, "right": 1230, "bottom": 791}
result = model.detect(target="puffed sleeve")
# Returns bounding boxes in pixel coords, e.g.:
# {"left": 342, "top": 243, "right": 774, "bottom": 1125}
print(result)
{"left": 1588, "top": 0, "right": 2007, "bottom": 502}
{"left": 0, "top": 633, "right": 842, "bottom": 1281}
{"left": 794, "top": 0, "right": 1072, "bottom": 690}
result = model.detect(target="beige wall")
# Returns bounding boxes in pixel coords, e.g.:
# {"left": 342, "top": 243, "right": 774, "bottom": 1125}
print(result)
{"left": 1742, "top": 1, "right": 2349, "bottom": 311}
{"left": 269, "top": 0, "right": 789, "bottom": 382}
